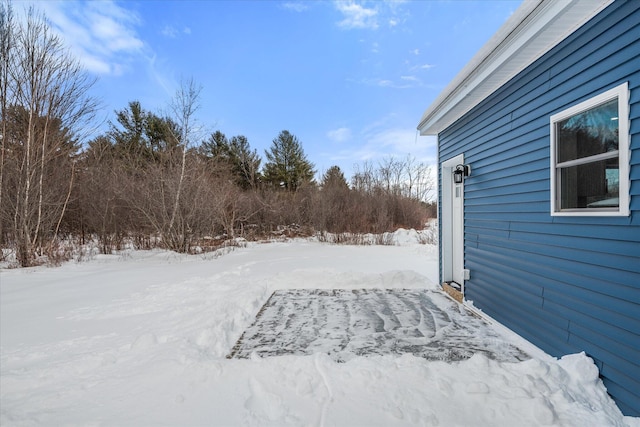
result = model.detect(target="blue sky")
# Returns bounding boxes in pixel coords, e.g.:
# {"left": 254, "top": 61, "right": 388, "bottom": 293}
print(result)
{"left": 31, "top": 0, "right": 522, "bottom": 179}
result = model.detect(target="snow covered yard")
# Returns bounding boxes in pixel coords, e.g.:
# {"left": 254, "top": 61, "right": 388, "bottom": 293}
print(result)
{"left": 1, "top": 232, "right": 637, "bottom": 426}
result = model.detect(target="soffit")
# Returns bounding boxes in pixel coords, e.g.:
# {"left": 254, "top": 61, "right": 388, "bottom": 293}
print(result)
{"left": 417, "top": 0, "right": 614, "bottom": 136}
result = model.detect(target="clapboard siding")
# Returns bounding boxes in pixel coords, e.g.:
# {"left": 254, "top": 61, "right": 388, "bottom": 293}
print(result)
{"left": 468, "top": 280, "right": 572, "bottom": 355}
{"left": 466, "top": 239, "right": 640, "bottom": 305}
{"left": 507, "top": 231, "right": 640, "bottom": 265}
{"left": 601, "top": 365, "right": 640, "bottom": 416}
{"left": 492, "top": 231, "right": 638, "bottom": 271}
{"left": 437, "top": 1, "right": 640, "bottom": 415}
{"left": 468, "top": 219, "right": 636, "bottom": 241}
{"left": 543, "top": 300, "right": 640, "bottom": 356}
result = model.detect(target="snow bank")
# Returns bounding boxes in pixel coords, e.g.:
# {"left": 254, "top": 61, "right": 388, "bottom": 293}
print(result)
{"left": 1, "top": 240, "right": 636, "bottom": 426}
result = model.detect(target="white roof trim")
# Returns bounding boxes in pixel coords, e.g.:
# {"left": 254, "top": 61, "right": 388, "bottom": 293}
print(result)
{"left": 417, "top": 0, "right": 614, "bottom": 135}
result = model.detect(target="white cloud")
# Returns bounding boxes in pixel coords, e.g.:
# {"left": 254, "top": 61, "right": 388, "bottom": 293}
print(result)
{"left": 359, "top": 77, "right": 420, "bottom": 89}
{"left": 32, "top": 1, "right": 176, "bottom": 98}
{"left": 324, "top": 113, "right": 437, "bottom": 172}
{"left": 146, "top": 54, "right": 174, "bottom": 98}
{"left": 400, "top": 75, "right": 419, "bottom": 82}
{"left": 355, "top": 127, "right": 437, "bottom": 164}
{"left": 377, "top": 79, "right": 394, "bottom": 87}
{"left": 356, "top": 78, "right": 394, "bottom": 87}
{"left": 162, "top": 25, "right": 178, "bottom": 38}
{"left": 327, "top": 127, "right": 352, "bottom": 142}
{"left": 80, "top": 55, "right": 112, "bottom": 75}
{"left": 411, "top": 48, "right": 420, "bottom": 55}
{"left": 35, "top": 1, "right": 144, "bottom": 76}
{"left": 409, "top": 63, "right": 435, "bottom": 72}
{"left": 319, "top": 116, "right": 438, "bottom": 186}
{"left": 281, "top": 2, "right": 309, "bottom": 12}
{"left": 335, "top": 1, "right": 379, "bottom": 30}
{"left": 333, "top": 0, "right": 407, "bottom": 31}
{"left": 162, "top": 25, "right": 191, "bottom": 38}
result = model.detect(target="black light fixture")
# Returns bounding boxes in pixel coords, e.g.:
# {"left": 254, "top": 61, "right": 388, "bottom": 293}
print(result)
{"left": 453, "top": 164, "right": 471, "bottom": 184}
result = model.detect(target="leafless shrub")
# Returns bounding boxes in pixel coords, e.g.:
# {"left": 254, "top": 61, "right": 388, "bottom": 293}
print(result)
{"left": 316, "top": 231, "right": 396, "bottom": 246}
{"left": 418, "top": 221, "right": 439, "bottom": 245}
{"left": 44, "top": 239, "right": 74, "bottom": 267}
{"left": 374, "top": 232, "right": 396, "bottom": 246}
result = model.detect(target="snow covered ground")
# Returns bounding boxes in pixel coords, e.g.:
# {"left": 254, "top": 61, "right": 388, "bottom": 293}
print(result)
{"left": 1, "top": 231, "right": 637, "bottom": 426}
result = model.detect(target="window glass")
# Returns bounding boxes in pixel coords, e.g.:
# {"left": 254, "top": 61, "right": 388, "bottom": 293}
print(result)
{"left": 550, "top": 82, "right": 629, "bottom": 216}
{"left": 556, "top": 98, "right": 618, "bottom": 163}
{"left": 559, "top": 158, "right": 619, "bottom": 209}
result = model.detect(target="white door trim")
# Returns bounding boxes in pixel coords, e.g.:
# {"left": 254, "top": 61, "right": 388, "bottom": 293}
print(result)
{"left": 441, "top": 154, "right": 465, "bottom": 294}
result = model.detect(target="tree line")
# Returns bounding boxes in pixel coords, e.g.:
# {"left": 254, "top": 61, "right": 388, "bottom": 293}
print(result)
{"left": 0, "top": 1, "right": 435, "bottom": 267}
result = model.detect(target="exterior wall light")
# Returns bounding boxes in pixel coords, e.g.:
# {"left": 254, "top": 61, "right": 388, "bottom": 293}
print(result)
{"left": 453, "top": 164, "right": 471, "bottom": 184}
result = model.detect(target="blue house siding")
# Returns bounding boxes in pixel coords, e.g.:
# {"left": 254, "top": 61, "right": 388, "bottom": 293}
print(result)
{"left": 437, "top": 0, "right": 640, "bottom": 416}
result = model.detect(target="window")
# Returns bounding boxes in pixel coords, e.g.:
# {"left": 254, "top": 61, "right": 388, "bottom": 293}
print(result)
{"left": 550, "top": 83, "right": 630, "bottom": 216}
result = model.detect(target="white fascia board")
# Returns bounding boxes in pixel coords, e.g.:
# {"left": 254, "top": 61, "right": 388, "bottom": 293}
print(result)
{"left": 418, "top": 0, "right": 614, "bottom": 136}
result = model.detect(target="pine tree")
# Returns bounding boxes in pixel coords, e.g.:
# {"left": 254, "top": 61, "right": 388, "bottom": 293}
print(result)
{"left": 321, "top": 165, "right": 349, "bottom": 190}
{"left": 200, "top": 131, "right": 261, "bottom": 189}
{"left": 109, "top": 101, "right": 179, "bottom": 163}
{"left": 200, "top": 130, "right": 229, "bottom": 160}
{"left": 228, "top": 135, "right": 261, "bottom": 189}
{"left": 263, "top": 130, "right": 315, "bottom": 191}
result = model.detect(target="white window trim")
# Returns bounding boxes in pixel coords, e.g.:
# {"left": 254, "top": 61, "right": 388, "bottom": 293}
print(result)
{"left": 550, "top": 82, "right": 630, "bottom": 216}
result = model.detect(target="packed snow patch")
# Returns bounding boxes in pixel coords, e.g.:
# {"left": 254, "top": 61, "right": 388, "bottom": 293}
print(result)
{"left": 229, "top": 288, "right": 530, "bottom": 362}
{"left": 1, "top": 238, "right": 636, "bottom": 426}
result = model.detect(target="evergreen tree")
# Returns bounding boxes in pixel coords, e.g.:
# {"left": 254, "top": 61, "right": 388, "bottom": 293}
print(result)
{"left": 318, "top": 165, "right": 350, "bottom": 232}
{"left": 321, "top": 165, "right": 349, "bottom": 190}
{"left": 263, "top": 130, "right": 315, "bottom": 191}
{"left": 200, "top": 131, "right": 261, "bottom": 189}
{"left": 109, "top": 101, "right": 179, "bottom": 163}
{"left": 228, "top": 135, "right": 261, "bottom": 189}
{"left": 145, "top": 113, "right": 180, "bottom": 157}
{"left": 199, "top": 130, "right": 230, "bottom": 160}
{"left": 109, "top": 101, "right": 146, "bottom": 158}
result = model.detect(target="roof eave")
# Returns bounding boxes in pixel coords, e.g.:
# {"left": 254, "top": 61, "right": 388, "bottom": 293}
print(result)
{"left": 417, "top": 0, "right": 614, "bottom": 136}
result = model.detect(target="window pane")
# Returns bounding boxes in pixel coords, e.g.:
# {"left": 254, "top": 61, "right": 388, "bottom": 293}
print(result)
{"left": 557, "top": 98, "right": 618, "bottom": 163}
{"left": 560, "top": 158, "right": 619, "bottom": 209}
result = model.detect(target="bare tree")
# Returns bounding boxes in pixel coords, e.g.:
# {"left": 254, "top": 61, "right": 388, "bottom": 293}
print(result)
{"left": 376, "top": 156, "right": 399, "bottom": 194}
{"left": 74, "top": 136, "right": 128, "bottom": 253}
{"left": 0, "top": 0, "right": 14, "bottom": 247}
{"left": 165, "top": 77, "right": 202, "bottom": 251}
{"left": 406, "top": 156, "right": 434, "bottom": 202}
{"left": 351, "top": 160, "right": 376, "bottom": 193}
{"left": 1, "top": 4, "right": 97, "bottom": 265}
